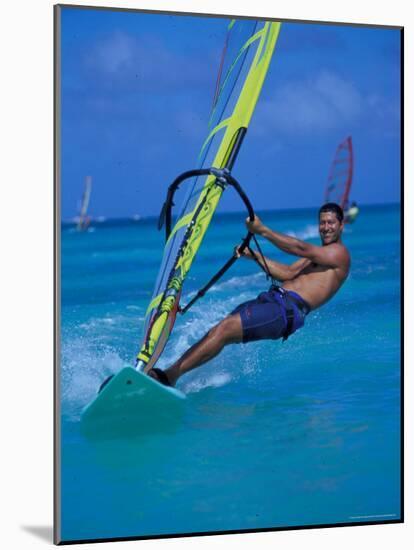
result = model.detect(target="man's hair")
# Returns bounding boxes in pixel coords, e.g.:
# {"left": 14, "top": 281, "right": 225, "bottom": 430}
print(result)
{"left": 319, "top": 202, "right": 344, "bottom": 223}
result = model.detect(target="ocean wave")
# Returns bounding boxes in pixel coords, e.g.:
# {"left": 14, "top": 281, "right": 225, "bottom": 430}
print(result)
{"left": 287, "top": 224, "right": 319, "bottom": 240}
{"left": 182, "top": 273, "right": 265, "bottom": 309}
{"left": 60, "top": 337, "right": 126, "bottom": 421}
{"left": 351, "top": 264, "right": 388, "bottom": 275}
{"left": 183, "top": 372, "right": 233, "bottom": 394}
{"left": 126, "top": 304, "right": 143, "bottom": 312}
{"left": 78, "top": 312, "right": 144, "bottom": 332}
{"left": 208, "top": 271, "right": 265, "bottom": 293}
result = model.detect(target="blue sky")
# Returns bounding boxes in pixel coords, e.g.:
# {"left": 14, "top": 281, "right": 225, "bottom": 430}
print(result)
{"left": 59, "top": 7, "right": 401, "bottom": 219}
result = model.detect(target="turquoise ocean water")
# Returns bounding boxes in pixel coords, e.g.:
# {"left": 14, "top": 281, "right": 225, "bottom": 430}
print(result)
{"left": 59, "top": 204, "right": 401, "bottom": 542}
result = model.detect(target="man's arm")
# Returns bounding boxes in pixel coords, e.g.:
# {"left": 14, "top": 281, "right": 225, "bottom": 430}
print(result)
{"left": 246, "top": 216, "right": 345, "bottom": 268}
{"left": 238, "top": 248, "right": 311, "bottom": 281}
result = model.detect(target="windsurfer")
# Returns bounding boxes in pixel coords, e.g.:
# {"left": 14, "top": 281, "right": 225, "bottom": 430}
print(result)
{"left": 149, "top": 202, "right": 350, "bottom": 387}
{"left": 345, "top": 201, "right": 359, "bottom": 224}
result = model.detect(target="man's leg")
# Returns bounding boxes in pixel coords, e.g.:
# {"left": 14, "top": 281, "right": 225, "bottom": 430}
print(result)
{"left": 158, "top": 314, "right": 243, "bottom": 386}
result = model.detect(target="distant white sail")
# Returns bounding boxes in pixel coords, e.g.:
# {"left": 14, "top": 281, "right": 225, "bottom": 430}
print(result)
{"left": 77, "top": 176, "right": 92, "bottom": 231}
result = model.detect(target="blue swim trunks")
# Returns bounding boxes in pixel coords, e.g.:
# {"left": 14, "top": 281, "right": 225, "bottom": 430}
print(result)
{"left": 231, "top": 286, "right": 311, "bottom": 344}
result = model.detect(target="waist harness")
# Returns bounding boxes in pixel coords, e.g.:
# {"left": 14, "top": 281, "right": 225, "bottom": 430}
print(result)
{"left": 270, "top": 285, "right": 310, "bottom": 340}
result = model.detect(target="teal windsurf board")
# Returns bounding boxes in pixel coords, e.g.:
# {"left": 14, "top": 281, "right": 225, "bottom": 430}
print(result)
{"left": 81, "top": 366, "right": 186, "bottom": 438}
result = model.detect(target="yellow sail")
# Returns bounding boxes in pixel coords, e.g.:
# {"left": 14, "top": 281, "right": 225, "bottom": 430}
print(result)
{"left": 136, "top": 20, "right": 281, "bottom": 372}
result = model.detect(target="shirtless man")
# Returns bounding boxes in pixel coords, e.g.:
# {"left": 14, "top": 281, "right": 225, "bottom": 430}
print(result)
{"left": 149, "top": 202, "right": 350, "bottom": 387}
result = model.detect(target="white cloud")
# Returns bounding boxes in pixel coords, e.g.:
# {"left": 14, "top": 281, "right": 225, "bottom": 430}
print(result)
{"left": 367, "top": 94, "right": 401, "bottom": 125}
{"left": 314, "top": 72, "right": 362, "bottom": 120}
{"left": 84, "top": 30, "right": 210, "bottom": 92}
{"left": 88, "top": 31, "right": 135, "bottom": 75}
{"left": 256, "top": 71, "right": 363, "bottom": 136}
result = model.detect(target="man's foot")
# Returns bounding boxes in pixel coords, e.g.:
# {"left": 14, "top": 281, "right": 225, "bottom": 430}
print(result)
{"left": 148, "top": 367, "right": 172, "bottom": 387}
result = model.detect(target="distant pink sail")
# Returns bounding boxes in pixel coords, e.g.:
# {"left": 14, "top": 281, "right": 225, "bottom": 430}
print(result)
{"left": 325, "top": 136, "right": 354, "bottom": 212}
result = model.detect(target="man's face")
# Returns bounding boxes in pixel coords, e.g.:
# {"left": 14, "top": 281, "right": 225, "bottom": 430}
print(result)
{"left": 319, "top": 211, "right": 343, "bottom": 245}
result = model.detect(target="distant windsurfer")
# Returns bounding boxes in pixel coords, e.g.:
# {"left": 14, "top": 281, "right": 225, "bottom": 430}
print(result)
{"left": 344, "top": 201, "right": 359, "bottom": 224}
{"left": 149, "top": 203, "right": 350, "bottom": 387}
